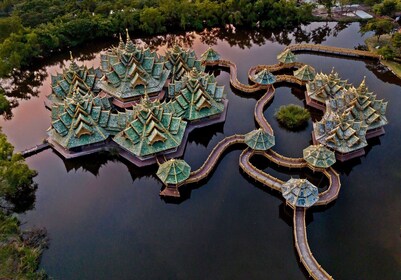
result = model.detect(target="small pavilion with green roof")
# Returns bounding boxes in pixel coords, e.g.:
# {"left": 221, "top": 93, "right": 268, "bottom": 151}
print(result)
{"left": 253, "top": 68, "right": 276, "bottom": 85}
{"left": 156, "top": 159, "right": 191, "bottom": 186}
{"left": 277, "top": 49, "right": 296, "bottom": 64}
{"left": 244, "top": 129, "right": 275, "bottom": 151}
{"left": 303, "top": 144, "right": 336, "bottom": 169}
{"left": 293, "top": 65, "right": 316, "bottom": 82}
{"left": 281, "top": 178, "right": 319, "bottom": 208}
{"left": 200, "top": 47, "right": 221, "bottom": 63}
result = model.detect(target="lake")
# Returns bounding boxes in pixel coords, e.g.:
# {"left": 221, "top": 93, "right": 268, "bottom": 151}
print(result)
{"left": 1, "top": 22, "right": 400, "bottom": 279}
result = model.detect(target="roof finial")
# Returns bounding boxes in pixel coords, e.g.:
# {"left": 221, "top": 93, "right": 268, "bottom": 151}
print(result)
{"left": 70, "top": 51, "right": 73, "bottom": 61}
{"left": 126, "top": 28, "right": 130, "bottom": 42}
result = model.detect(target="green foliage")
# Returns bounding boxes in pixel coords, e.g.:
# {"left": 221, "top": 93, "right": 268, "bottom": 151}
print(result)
{"left": 0, "top": 212, "right": 47, "bottom": 280}
{"left": 361, "top": 18, "right": 397, "bottom": 42}
{"left": 392, "top": 32, "right": 401, "bottom": 48}
{"left": 0, "top": 88, "right": 10, "bottom": 114}
{"left": 378, "top": 45, "right": 395, "bottom": 59}
{"left": 275, "top": 104, "right": 311, "bottom": 130}
{"left": 373, "top": 0, "right": 401, "bottom": 17}
{"left": 0, "top": 0, "right": 314, "bottom": 77}
{"left": 0, "top": 130, "right": 37, "bottom": 199}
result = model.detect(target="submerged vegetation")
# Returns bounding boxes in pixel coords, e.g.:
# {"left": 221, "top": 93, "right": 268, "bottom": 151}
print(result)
{"left": 0, "top": 129, "right": 46, "bottom": 279}
{"left": 275, "top": 104, "right": 310, "bottom": 130}
{"left": 0, "top": 0, "right": 314, "bottom": 77}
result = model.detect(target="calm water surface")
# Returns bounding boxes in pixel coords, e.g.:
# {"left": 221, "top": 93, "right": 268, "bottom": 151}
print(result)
{"left": 1, "top": 22, "right": 400, "bottom": 279}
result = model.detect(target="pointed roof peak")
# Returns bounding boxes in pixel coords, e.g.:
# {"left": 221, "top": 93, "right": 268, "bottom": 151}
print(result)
{"left": 69, "top": 51, "right": 79, "bottom": 72}
{"left": 118, "top": 33, "right": 125, "bottom": 49}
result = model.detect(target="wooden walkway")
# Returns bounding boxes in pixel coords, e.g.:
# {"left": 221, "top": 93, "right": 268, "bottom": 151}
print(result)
{"left": 286, "top": 44, "right": 381, "bottom": 59}
{"left": 248, "top": 62, "right": 305, "bottom": 81}
{"left": 294, "top": 207, "right": 333, "bottom": 280}
{"left": 20, "top": 142, "right": 51, "bottom": 158}
{"left": 185, "top": 134, "right": 245, "bottom": 184}
{"left": 254, "top": 87, "right": 275, "bottom": 134}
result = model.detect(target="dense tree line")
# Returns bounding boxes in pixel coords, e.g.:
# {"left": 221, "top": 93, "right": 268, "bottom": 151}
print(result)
{"left": 0, "top": 0, "right": 314, "bottom": 77}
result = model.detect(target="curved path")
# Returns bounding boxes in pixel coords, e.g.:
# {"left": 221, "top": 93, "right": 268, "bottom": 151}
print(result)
{"left": 286, "top": 44, "right": 381, "bottom": 59}
{"left": 185, "top": 134, "right": 245, "bottom": 184}
{"left": 178, "top": 46, "right": 365, "bottom": 278}
{"left": 294, "top": 207, "right": 334, "bottom": 280}
{"left": 254, "top": 87, "right": 275, "bottom": 134}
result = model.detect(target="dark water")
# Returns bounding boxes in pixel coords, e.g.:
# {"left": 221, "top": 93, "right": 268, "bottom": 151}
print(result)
{"left": 1, "top": 22, "right": 400, "bottom": 279}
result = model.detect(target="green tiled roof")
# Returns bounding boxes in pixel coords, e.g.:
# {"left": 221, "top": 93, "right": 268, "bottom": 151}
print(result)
{"left": 156, "top": 159, "right": 191, "bottom": 185}
{"left": 293, "top": 65, "right": 316, "bottom": 81}
{"left": 113, "top": 95, "right": 187, "bottom": 157}
{"left": 48, "top": 90, "right": 110, "bottom": 149}
{"left": 306, "top": 68, "right": 351, "bottom": 104}
{"left": 350, "top": 78, "right": 388, "bottom": 130}
{"left": 277, "top": 49, "right": 296, "bottom": 64}
{"left": 244, "top": 128, "right": 275, "bottom": 151}
{"left": 253, "top": 68, "right": 276, "bottom": 85}
{"left": 200, "top": 47, "right": 221, "bottom": 62}
{"left": 49, "top": 53, "right": 99, "bottom": 104}
{"left": 303, "top": 144, "right": 336, "bottom": 168}
{"left": 166, "top": 68, "right": 226, "bottom": 121}
{"left": 281, "top": 178, "right": 319, "bottom": 208}
{"left": 164, "top": 44, "right": 205, "bottom": 81}
{"left": 99, "top": 34, "right": 169, "bottom": 101}
{"left": 314, "top": 113, "right": 368, "bottom": 154}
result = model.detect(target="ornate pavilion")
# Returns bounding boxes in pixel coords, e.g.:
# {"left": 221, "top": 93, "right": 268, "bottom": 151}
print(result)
{"left": 47, "top": 33, "right": 228, "bottom": 166}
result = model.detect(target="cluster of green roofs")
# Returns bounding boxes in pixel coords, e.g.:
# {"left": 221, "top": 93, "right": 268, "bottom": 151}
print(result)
{"left": 47, "top": 32, "right": 227, "bottom": 165}
{"left": 307, "top": 70, "right": 388, "bottom": 160}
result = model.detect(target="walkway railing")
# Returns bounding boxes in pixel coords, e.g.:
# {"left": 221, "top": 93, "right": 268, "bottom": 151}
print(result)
{"left": 294, "top": 207, "right": 334, "bottom": 280}
{"left": 285, "top": 44, "right": 381, "bottom": 59}
{"left": 185, "top": 134, "right": 245, "bottom": 184}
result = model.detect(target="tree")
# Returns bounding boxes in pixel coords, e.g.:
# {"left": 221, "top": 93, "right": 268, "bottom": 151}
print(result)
{"left": 373, "top": 0, "right": 401, "bottom": 17}
{"left": 318, "top": 0, "right": 335, "bottom": 17}
{"left": 361, "top": 18, "right": 397, "bottom": 42}
{"left": 392, "top": 32, "right": 401, "bottom": 48}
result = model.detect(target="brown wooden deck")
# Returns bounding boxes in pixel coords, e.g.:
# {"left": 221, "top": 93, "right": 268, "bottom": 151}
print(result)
{"left": 294, "top": 207, "right": 334, "bottom": 280}
{"left": 286, "top": 44, "right": 381, "bottom": 59}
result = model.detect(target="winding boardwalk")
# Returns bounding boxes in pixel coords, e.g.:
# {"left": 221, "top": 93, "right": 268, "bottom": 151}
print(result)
{"left": 185, "top": 134, "right": 245, "bottom": 184}
{"left": 294, "top": 207, "right": 334, "bottom": 280}
{"left": 254, "top": 87, "right": 275, "bottom": 134}
{"left": 286, "top": 44, "right": 381, "bottom": 59}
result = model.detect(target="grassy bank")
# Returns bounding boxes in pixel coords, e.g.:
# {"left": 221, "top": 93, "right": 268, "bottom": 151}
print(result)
{"left": 365, "top": 35, "right": 401, "bottom": 79}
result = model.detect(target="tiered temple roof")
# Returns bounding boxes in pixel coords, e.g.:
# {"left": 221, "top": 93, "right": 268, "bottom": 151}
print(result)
{"left": 200, "top": 47, "right": 221, "bottom": 63}
{"left": 165, "top": 68, "right": 225, "bottom": 121}
{"left": 293, "top": 65, "right": 316, "bottom": 81}
{"left": 244, "top": 129, "right": 275, "bottom": 151}
{"left": 113, "top": 95, "right": 187, "bottom": 158}
{"left": 49, "top": 52, "right": 99, "bottom": 103}
{"left": 98, "top": 32, "right": 169, "bottom": 102}
{"left": 350, "top": 78, "right": 388, "bottom": 130}
{"left": 164, "top": 44, "right": 205, "bottom": 81}
{"left": 314, "top": 113, "right": 368, "bottom": 154}
{"left": 48, "top": 89, "right": 111, "bottom": 150}
{"left": 306, "top": 69, "right": 351, "bottom": 104}
{"left": 277, "top": 49, "right": 296, "bottom": 64}
{"left": 281, "top": 178, "right": 319, "bottom": 208}
{"left": 253, "top": 68, "right": 276, "bottom": 85}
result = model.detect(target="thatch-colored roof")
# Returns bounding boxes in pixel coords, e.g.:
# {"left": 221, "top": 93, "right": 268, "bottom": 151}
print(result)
{"left": 244, "top": 128, "right": 275, "bottom": 151}
{"left": 277, "top": 49, "right": 296, "bottom": 64}
{"left": 156, "top": 159, "right": 191, "bottom": 185}
{"left": 303, "top": 144, "right": 336, "bottom": 168}
{"left": 281, "top": 178, "right": 319, "bottom": 208}
{"left": 293, "top": 65, "right": 316, "bottom": 81}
